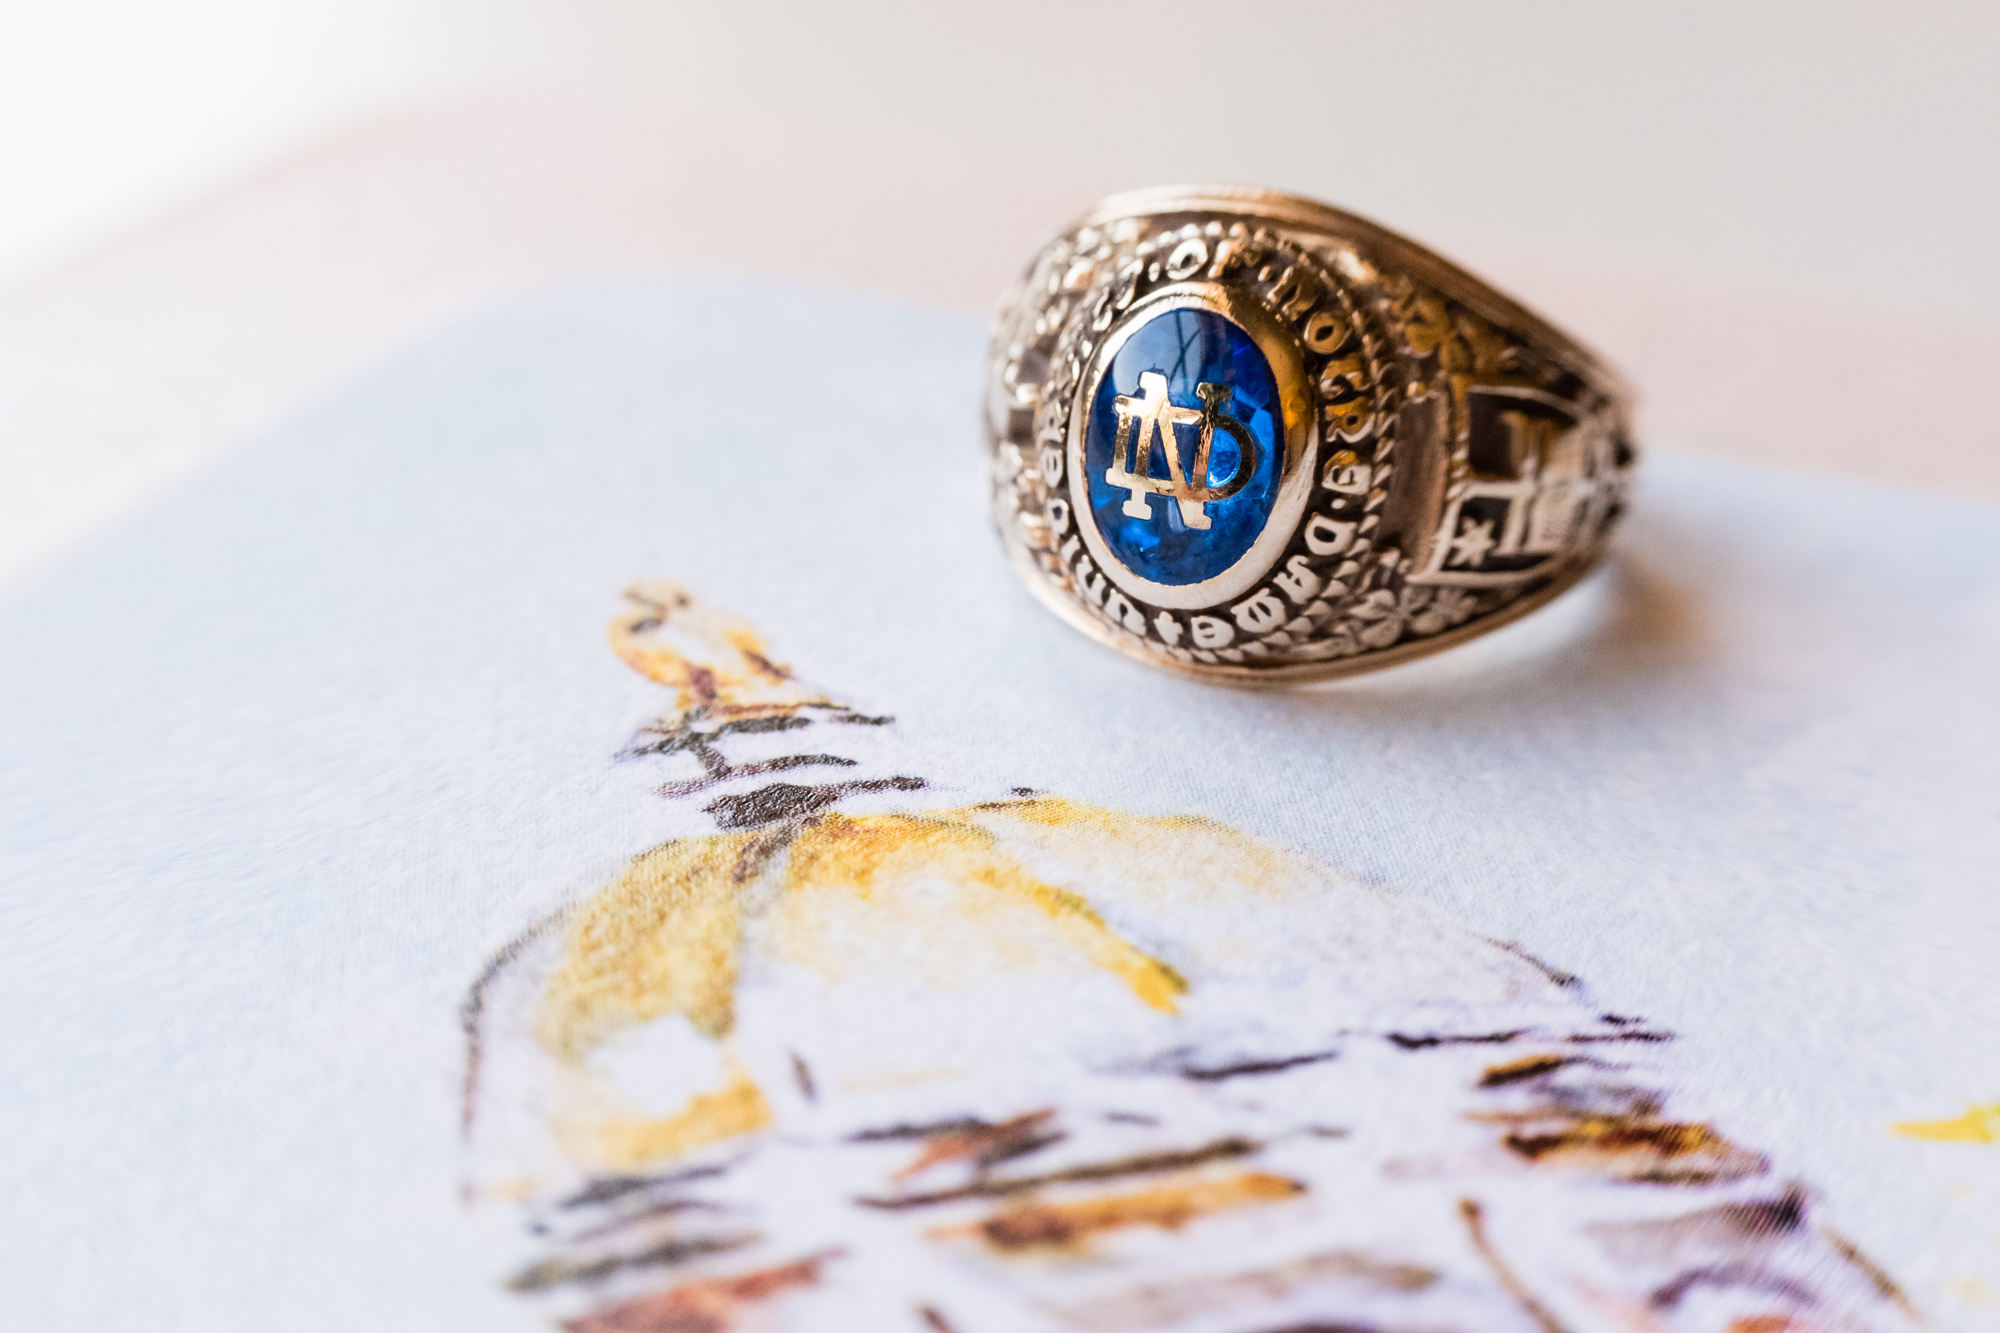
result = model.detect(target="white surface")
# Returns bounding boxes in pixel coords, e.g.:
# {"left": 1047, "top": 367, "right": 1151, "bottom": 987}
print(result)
{"left": 4, "top": 93, "right": 1998, "bottom": 600}
{"left": 2, "top": 277, "right": 1994, "bottom": 1328}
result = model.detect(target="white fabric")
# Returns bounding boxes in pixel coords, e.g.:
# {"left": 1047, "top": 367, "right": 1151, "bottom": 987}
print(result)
{"left": 1, "top": 277, "right": 1994, "bottom": 1329}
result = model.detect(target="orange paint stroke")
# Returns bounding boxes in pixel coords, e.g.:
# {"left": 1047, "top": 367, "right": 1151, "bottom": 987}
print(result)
{"left": 945, "top": 1171, "right": 1304, "bottom": 1250}
{"left": 564, "top": 1250, "right": 837, "bottom": 1333}
{"left": 569, "top": 1066, "right": 774, "bottom": 1173}
{"left": 896, "top": 1110, "right": 1058, "bottom": 1181}
{"left": 1502, "top": 1116, "right": 1768, "bottom": 1184}
{"left": 1726, "top": 1316, "right": 1802, "bottom": 1333}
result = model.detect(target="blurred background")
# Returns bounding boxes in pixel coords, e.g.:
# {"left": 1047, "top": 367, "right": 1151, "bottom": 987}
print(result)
{"left": 3, "top": 0, "right": 1997, "bottom": 583}
{"left": 7, "top": 0, "right": 2000, "bottom": 312}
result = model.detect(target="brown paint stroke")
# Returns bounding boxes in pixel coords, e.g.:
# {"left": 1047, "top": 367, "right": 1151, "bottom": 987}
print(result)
{"left": 658, "top": 752, "right": 860, "bottom": 798}
{"left": 705, "top": 776, "right": 926, "bottom": 831}
{"left": 1647, "top": 1262, "right": 1818, "bottom": 1314}
{"left": 564, "top": 1250, "right": 840, "bottom": 1333}
{"left": 849, "top": 1116, "right": 991, "bottom": 1143}
{"left": 560, "top": 1161, "right": 736, "bottom": 1211}
{"left": 509, "top": 1233, "right": 758, "bottom": 1293}
{"left": 1503, "top": 1118, "right": 1768, "bottom": 1185}
{"left": 788, "top": 1052, "right": 816, "bottom": 1104}
{"left": 895, "top": 1109, "right": 1063, "bottom": 1180}
{"left": 1564, "top": 1028, "right": 1675, "bottom": 1045}
{"left": 1583, "top": 1186, "right": 1805, "bottom": 1264}
{"left": 1051, "top": 1247, "right": 1439, "bottom": 1330}
{"left": 1180, "top": 1050, "right": 1340, "bottom": 1081}
{"left": 459, "top": 905, "right": 568, "bottom": 1146}
{"left": 952, "top": 1172, "right": 1305, "bottom": 1250}
{"left": 1490, "top": 939, "right": 1582, "bottom": 989}
{"left": 1460, "top": 1198, "right": 1574, "bottom": 1333}
{"left": 856, "top": 1137, "right": 1261, "bottom": 1210}
{"left": 1387, "top": 1029, "right": 1527, "bottom": 1050}
{"left": 1820, "top": 1226, "right": 1924, "bottom": 1323}
{"left": 570, "top": 1196, "right": 728, "bottom": 1246}
{"left": 1478, "top": 1053, "right": 1576, "bottom": 1088}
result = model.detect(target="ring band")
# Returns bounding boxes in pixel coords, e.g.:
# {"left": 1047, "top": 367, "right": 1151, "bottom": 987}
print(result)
{"left": 984, "top": 185, "right": 1637, "bottom": 683}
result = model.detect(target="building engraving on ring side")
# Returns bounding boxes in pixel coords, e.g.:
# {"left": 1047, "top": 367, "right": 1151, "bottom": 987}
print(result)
{"left": 984, "top": 202, "right": 1633, "bottom": 677}
{"left": 1411, "top": 381, "right": 1624, "bottom": 588}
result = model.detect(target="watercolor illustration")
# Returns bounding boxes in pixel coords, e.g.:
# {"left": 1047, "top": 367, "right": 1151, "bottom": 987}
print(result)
{"left": 459, "top": 581, "right": 1919, "bottom": 1333}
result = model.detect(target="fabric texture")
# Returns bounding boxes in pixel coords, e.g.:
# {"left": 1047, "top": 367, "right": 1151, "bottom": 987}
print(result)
{"left": 1, "top": 276, "right": 1994, "bottom": 1330}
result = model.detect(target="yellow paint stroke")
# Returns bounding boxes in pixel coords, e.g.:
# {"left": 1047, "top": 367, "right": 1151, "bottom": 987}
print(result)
{"left": 947, "top": 1172, "right": 1305, "bottom": 1250}
{"left": 611, "top": 580, "right": 829, "bottom": 723}
{"left": 1947, "top": 1276, "right": 1996, "bottom": 1306}
{"left": 1894, "top": 1103, "right": 2000, "bottom": 1144}
{"left": 536, "top": 832, "right": 760, "bottom": 1060}
{"left": 973, "top": 798, "right": 1317, "bottom": 907}
{"left": 529, "top": 802, "right": 1194, "bottom": 1174}
{"left": 559, "top": 1064, "right": 773, "bottom": 1173}
{"left": 774, "top": 809, "right": 1188, "bottom": 1012}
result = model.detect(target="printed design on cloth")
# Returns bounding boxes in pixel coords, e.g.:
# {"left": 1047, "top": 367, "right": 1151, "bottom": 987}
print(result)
{"left": 460, "top": 581, "right": 1918, "bottom": 1333}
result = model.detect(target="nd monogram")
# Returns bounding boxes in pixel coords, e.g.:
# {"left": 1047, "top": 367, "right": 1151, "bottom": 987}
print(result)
{"left": 1105, "top": 372, "right": 1259, "bottom": 530}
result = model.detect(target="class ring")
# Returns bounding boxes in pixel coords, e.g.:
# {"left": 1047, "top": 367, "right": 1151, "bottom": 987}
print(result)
{"left": 983, "top": 185, "right": 1637, "bottom": 684}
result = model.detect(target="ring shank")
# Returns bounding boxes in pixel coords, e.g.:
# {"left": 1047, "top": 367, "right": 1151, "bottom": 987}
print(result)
{"left": 987, "top": 186, "right": 1637, "bottom": 684}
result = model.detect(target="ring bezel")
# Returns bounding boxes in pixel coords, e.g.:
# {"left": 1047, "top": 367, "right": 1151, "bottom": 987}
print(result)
{"left": 1065, "top": 281, "right": 1317, "bottom": 611}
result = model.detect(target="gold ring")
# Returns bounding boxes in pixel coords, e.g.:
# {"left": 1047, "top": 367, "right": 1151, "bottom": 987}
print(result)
{"left": 984, "top": 185, "right": 1637, "bottom": 683}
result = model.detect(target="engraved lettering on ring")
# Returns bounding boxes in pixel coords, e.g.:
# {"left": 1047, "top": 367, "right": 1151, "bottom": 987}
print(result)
{"left": 1304, "top": 514, "right": 1358, "bottom": 555}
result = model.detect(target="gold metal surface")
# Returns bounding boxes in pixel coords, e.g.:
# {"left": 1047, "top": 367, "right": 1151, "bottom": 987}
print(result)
{"left": 985, "top": 185, "right": 1638, "bottom": 684}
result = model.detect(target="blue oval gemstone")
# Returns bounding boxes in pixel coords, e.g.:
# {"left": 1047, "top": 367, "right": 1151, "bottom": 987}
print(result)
{"left": 1083, "top": 308, "right": 1283, "bottom": 586}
